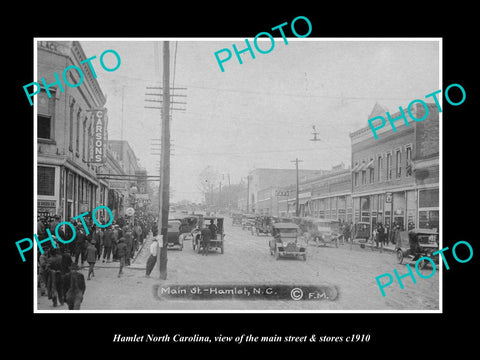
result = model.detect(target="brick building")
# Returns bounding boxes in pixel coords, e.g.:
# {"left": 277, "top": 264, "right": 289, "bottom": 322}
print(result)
{"left": 37, "top": 40, "right": 108, "bottom": 223}
{"left": 242, "top": 168, "right": 327, "bottom": 214}
{"left": 275, "top": 164, "right": 352, "bottom": 219}
{"left": 349, "top": 102, "right": 440, "bottom": 231}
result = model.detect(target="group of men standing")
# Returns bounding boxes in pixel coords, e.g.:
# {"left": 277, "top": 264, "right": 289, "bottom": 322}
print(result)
{"left": 37, "top": 213, "right": 155, "bottom": 309}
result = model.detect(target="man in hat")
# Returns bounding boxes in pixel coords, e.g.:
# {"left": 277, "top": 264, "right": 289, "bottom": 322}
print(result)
{"left": 116, "top": 237, "right": 127, "bottom": 277}
{"left": 86, "top": 240, "right": 98, "bottom": 280}
{"left": 64, "top": 263, "right": 86, "bottom": 310}
{"left": 145, "top": 229, "right": 159, "bottom": 277}
{"left": 74, "top": 224, "right": 88, "bottom": 266}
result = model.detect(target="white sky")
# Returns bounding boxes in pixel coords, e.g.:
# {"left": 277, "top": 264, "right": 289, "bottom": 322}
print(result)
{"left": 81, "top": 39, "right": 440, "bottom": 203}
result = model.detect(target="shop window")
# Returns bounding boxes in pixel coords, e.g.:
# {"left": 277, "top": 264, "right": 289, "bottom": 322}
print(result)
{"left": 38, "top": 166, "right": 55, "bottom": 196}
{"left": 419, "top": 210, "right": 439, "bottom": 230}
{"left": 419, "top": 189, "right": 439, "bottom": 208}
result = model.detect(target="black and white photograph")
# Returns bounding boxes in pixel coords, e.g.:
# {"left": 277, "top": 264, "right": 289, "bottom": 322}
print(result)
{"left": 33, "top": 38, "right": 442, "bottom": 312}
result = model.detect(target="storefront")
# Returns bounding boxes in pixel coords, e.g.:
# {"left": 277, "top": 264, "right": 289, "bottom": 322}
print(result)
{"left": 418, "top": 188, "right": 439, "bottom": 230}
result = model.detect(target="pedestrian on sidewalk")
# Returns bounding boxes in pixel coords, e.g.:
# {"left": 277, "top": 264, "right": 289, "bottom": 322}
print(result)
{"left": 117, "top": 237, "right": 127, "bottom": 277}
{"left": 145, "top": 229, "right": 159, "bottom": 277}
{"left": 92, "top": 227, "right": 103, "bottom": 261}
{"left": 86, "top": 240, "right": 98, "bottom": 280}
{"left": 103, "top": 226, "right": 113, "bottom": 263}
{"left": 124, "top": 226, "right": 133, "bottom": 266}
{"left": 74, "top": 225, "right": 87, "bottom": 266}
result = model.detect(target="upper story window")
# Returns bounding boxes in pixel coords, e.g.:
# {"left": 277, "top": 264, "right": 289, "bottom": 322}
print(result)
{"left": 377, "top": 155, "right": 383, "bottom": 182}
{"left": 396, "top": 149, "right": 402, "bottom": 178}
{"left": 37, "top": 89, "right": 55, "bottom": 141}
{"left": 406, "top": 145, "right": 413, "bottom": 176}
{"left": 386, "top": 152, "right": 392, "bottom": 180}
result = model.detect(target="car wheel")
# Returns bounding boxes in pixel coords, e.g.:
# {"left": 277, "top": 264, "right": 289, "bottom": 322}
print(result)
{"left": 396, "top": 249, "right": 404, "bottom": 264}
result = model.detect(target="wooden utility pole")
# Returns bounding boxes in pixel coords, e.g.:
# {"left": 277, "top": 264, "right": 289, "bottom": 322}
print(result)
{"left": 291, "top": 158, "right": 303, "bottom": 217}
{"left": 158, "top": 41, "right": 170, "bottom": 280}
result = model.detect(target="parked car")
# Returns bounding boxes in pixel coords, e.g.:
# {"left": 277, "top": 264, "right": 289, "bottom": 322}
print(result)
{"left": 395, "top": 228, "right": 439, "bottom": 269}
{"left": 167, "top": 219, "right": 183, "bottom": 250}
{"left": 253, "top": 215, "right": 273, "bottom": 236}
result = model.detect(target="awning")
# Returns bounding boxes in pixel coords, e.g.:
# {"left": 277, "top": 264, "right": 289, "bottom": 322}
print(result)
{"left": 351, "top": 163, "right": 361, "bottom": 172}
{"left": 365, "top": 159, "right": 374, "bottom": 168}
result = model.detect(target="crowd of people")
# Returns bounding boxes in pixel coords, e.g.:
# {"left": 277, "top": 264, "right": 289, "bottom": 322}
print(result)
{"left": 37, "top": 212, "right": 156, "bottom": 309}
{"left": 339, "top": 221, "right": 406, "bottom": 246}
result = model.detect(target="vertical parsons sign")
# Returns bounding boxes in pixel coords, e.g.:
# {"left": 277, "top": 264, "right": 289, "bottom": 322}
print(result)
{"left": 92, "top": 109, "right": 106, "bottom": 163}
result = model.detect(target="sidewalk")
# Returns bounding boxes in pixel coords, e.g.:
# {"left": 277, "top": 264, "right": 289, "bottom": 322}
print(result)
{"left": 349, "top": 240, "right": 397, "bottom": 253}
{"left": 79, "top": 234, "right": 153, "bottom": 271}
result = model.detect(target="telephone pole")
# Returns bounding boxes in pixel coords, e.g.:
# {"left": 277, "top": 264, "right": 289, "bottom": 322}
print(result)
{"left": 158, "top": 41, "right": 170, "bottom": 280}
{"left": 291, "top": 158, "right": 303, "bottom": 217}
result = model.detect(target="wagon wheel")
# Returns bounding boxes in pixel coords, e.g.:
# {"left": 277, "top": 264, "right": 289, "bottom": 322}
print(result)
{"left": 396, "top": 249, "right": 404, "bottom": 264}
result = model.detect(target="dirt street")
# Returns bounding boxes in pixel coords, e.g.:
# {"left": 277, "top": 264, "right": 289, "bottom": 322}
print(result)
{"left": 37, "top": 217, "right": 439, "bottom": 311}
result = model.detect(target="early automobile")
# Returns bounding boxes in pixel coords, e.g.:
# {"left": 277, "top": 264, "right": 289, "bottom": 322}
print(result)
{"left": 252, "top": 215, "right": 273, "bottom": 236}
{"left": 167, "top": 219, "right": 183, "bottom": 250}
{"left": 304, "top": 218, "right": 340, "bottom": 247}
{"left": 350, "top": 221, "right": 371, "bottom": 249}
{"left": 192, "top": 216, "right": 225, "bottom": 254}
{"left": 269, "top": 222, "right": 307, "bottom": 261}
{"left": 231, "top": 212, "right": 243, "bottom": 227}
{"left": 242, "top": 214, "right": 256, "bottom": 231}
{"left": 176, "top": 215, "right": 201, "bottom": 242}
{"left": 395, "top": 228, "right": 439, "bottom": 269}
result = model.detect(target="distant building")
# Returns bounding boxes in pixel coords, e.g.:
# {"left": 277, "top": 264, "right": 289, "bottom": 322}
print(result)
{"left": 244, "top": 168, "right": 328, "bottom": 214}
{"left": 275, "top": 164, "right": 351, "bottom": 219}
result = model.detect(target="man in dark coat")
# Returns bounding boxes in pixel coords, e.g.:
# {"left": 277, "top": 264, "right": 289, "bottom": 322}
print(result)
{"left": 200, "top": 227, "right": 212, "bottom": 256}
{"left": 102, "top": 227, "right": 113, "bottom": 263}
{"left": 116, "top": 237, "right": 128, "bottom": 277}
{"left": 64, "top": 263, "right": 86, "bottom": 310}
{"left": 74, "top": 226, "right": 87, "bottom": 266}
{"left": 46, "top": 248, "right": 64, "bottom": 307}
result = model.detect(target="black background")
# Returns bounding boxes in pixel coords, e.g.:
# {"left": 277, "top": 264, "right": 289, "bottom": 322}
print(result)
{"left": 6, "top": 5, "right": 477, "bottom": 355}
